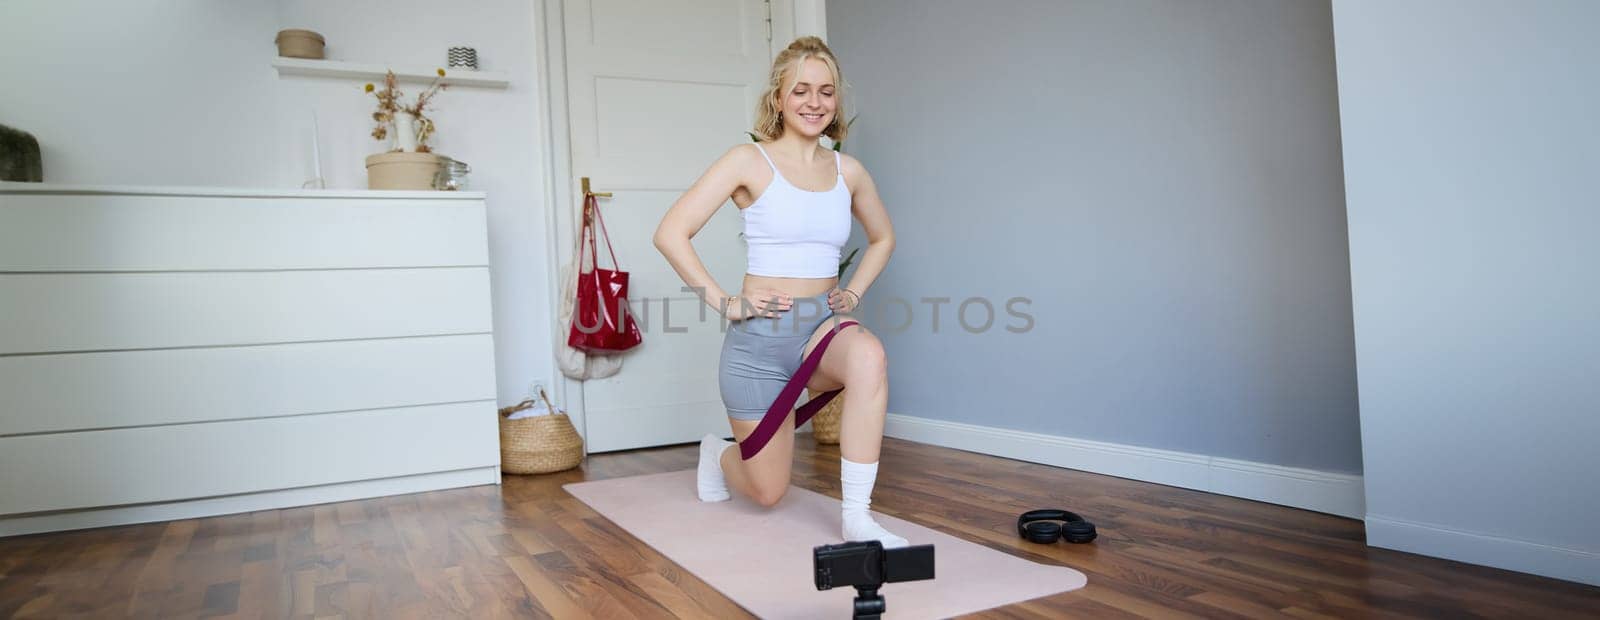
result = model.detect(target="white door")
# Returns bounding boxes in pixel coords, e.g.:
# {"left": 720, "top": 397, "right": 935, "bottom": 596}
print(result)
{"left": 557, "top": 0, "right": 783, "bottom": 452}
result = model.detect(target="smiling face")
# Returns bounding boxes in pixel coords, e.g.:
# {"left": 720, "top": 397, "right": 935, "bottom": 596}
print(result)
{"left": 778, "top": 57, "right": 838, "bottom": 139}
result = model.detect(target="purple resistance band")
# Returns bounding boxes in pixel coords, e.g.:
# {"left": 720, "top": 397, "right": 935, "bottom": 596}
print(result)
{"left": 738, "top": 320, "right": 860, "bottom": 460}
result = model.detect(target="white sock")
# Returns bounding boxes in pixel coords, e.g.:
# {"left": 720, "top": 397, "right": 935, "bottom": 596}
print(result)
{"left": 840, "top": 457, "right": 909, "bottom": 548}
{"left": 697, "top": 434, "right": 732, "bottom": 502}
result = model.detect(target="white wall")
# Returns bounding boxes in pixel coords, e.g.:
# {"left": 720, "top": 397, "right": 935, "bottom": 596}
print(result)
{"left": 0, "top": 0, "right": 555, "bottom": 407}
{"left": 0, "top": 2, "right": 282, "bottom": 186}
{"left": 1332, "top": 0, "right": 1599, "bottom": 586}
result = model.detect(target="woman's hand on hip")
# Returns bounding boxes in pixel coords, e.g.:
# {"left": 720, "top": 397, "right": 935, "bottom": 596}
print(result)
{"left": 729, "top": 288, "right": 792, "bottom": 320}
{"left": 829, "top": 287, "right": 860, "bottom": 314}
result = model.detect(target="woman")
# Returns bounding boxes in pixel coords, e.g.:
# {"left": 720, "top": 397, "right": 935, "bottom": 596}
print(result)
{"left": 652, "top": 36, "right": 906, "bottom": 548}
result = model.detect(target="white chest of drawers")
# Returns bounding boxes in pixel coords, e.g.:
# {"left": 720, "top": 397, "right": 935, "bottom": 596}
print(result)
{"left": 0, "top": 184, "right": 500, "bottom": 536}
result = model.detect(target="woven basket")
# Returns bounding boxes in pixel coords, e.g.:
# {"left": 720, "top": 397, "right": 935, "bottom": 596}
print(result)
{"left": 808, "top": 388, "right": 844, "bottom": 444}
{"left": 498, "top": 391, "right": 584, "bottom": 474}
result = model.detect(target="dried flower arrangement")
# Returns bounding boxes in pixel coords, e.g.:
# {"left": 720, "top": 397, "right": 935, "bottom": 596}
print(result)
{"left": 364, "top": 69, "right": 448, "bottom": 153}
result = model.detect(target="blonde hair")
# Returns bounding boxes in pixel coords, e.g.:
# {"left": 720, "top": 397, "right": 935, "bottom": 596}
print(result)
{"left": 752, "top": 36, "right": 848, "bottom": 143}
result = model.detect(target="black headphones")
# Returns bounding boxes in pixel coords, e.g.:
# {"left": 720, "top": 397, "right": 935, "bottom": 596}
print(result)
{"left": 1017, "top": 509, "right": 1097, "bottom": 544}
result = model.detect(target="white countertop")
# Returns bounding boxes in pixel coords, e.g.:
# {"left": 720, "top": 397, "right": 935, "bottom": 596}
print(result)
{"left": 0, "top": 182, "right": 486, "bottom": 200}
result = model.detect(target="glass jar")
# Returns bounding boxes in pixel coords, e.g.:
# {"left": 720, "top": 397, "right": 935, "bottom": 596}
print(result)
{"left": 433, "top": 157, "right": 471, "bottom": 191}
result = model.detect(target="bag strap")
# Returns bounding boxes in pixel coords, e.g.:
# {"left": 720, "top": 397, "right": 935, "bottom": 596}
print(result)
{"left": 577, "top": 195, "right": 594, "bottom": 274}
{"left": 583, "top": 193, "right": 621, "bottom": 270}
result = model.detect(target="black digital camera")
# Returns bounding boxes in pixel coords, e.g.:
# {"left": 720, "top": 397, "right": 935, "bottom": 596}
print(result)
{"left": 813, "top": 541, "right": 935, "bottom": 619}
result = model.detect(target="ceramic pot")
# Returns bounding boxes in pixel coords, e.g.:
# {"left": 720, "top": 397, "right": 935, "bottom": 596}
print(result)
{"left": 365, "top": 151, "right": 441, "bottom": 190}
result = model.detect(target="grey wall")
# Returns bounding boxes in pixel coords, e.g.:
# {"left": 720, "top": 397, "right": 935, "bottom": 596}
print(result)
{"left": 826, "top": 0, "right": 1361, "bottom": 473}
{"left": 1332, "top": 1, "right": 1599, "bottom": 585}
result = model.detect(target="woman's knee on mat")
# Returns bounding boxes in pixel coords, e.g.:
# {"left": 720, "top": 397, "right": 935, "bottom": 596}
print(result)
{"left": 748, "top": 479, "right": 789, "bottom": 507}
{"left": 739, "top": 455, "right": 792, "bottom": 506}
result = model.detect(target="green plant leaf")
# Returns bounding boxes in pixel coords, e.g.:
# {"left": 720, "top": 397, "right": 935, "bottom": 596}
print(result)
{"left": 832, "top": 114, "right": 860, "bottom": 152}
{"left": 837, "top": 246, "right": 860, "bottom": 279}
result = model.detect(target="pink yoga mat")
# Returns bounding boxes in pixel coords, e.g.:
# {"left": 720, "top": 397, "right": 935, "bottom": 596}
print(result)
{"left": 564, "top": 469, "right": 1087, "bottom": 619}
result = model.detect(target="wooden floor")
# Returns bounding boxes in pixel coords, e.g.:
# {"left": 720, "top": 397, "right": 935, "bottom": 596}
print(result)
{"left": 2, "top": 436, "right": 1597, "bottom": 619}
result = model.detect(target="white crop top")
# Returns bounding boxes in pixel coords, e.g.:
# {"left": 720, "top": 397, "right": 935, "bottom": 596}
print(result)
{"left": 742, "top": 143, "right": 852, "bottom": 278}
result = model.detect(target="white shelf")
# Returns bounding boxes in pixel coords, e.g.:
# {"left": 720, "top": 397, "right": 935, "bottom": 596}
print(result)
{"left": 271, "top": 57, "right": 509, "bottom": 89}
{"left": 1, "top": 182, "right": 486, "bottom": 200}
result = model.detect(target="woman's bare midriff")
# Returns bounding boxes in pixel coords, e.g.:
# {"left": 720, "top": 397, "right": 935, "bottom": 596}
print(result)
{"left": 742, "top": 273, "right": 837, "bottom": 299}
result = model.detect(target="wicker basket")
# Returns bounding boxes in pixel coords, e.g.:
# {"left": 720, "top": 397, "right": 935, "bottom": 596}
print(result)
{"left": 498, "top": 390, "right": 584, "bottom": 474}
{"left": 808, "top": 388, "right": 844, "bottom": 444}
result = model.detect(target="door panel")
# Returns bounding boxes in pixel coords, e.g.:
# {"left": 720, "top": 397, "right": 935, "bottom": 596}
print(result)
{"left": 562, "top": 0, "right": 775, "bottom": 452}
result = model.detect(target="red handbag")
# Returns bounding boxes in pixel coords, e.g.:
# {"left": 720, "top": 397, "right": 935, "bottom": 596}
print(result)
{"left": 567, "top": 193, "right": 643, "bottom": 352}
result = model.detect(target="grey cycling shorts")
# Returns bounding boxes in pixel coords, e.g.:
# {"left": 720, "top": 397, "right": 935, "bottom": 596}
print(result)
{"left": 718, "top": 291, "right": 845, "bottom": 421}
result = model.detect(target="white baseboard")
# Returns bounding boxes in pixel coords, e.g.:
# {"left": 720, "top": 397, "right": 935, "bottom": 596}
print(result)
{"left": 0, "top": 467, "right": 500, "bottom": 538}
{"left": 1366, "top": 515, "right": 1600, "bottom": 587}
{"left": 881, "top": 413, "right": 1365, "bottom": 519}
